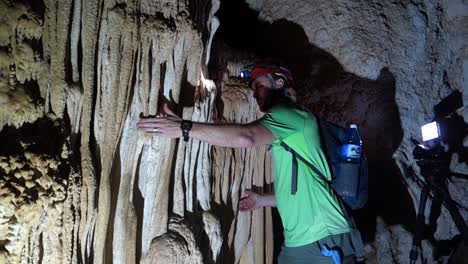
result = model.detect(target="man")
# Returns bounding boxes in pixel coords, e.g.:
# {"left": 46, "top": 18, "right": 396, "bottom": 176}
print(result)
{"left": 137, "top": 62, "right": 355, "bottom": 263}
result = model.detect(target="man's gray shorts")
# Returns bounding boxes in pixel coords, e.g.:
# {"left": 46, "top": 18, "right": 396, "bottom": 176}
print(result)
{"left": 278, "top": 232, "right": 356, "bottom": 264}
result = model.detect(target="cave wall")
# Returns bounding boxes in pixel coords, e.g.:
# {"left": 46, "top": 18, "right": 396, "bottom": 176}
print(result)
{"left": 243, "top": 0, "right": 468, "bottom": 262}
{"left": 1, "top": 0, "right": 467, "bottom": 263}
{"left": 0, "top": 0, "right": 275, "bottom": 263}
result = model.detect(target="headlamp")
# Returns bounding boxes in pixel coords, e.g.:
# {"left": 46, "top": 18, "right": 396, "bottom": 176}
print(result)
{"left": 240, "top": 69, "right": 251, "bottom": 80}
{"left": 239, "top": 62, "right": 294, "bottom": 89}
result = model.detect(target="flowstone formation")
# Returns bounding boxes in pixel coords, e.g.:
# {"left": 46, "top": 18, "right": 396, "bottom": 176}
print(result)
{"left": 1, "top": 0, "right": 467, "bottom": 264}
{"left": 0, "top": 0, "right": 273, "bottom": 263}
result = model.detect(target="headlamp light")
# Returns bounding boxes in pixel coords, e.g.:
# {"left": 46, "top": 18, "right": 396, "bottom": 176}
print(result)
{"left": 240, "top": 69, "right": 251, "bottom": 80}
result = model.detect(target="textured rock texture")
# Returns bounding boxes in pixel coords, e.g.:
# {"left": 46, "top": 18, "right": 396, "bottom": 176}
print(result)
{"left": 1, "top": 0, "right": 467, "bottom": 264}
{"left": 245, "top": 0, "right": 468, "bottom": 263}
{"left": 0, "top": 0, "right": 272, "bottom": 263}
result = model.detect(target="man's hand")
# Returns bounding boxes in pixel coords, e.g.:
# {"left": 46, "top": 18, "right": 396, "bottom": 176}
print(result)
{"left": 137, "top": 104, "right": 182, "bottom": 138}
{"left": 239, "top": 190, "right": 277, "bottom": 211}
{"left": 239, "top": 190, "right": 263, "bottom": 211}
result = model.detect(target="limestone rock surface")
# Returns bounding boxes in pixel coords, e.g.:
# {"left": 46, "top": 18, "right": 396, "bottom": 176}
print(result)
{"left": 0, "top": 0, "right": 274, "bottom": 263}
{"left": 1, "top": 0, "right": 467, "bottom": 264}
{"left": 245, "top": 0, "right": 467, "bottom": 262}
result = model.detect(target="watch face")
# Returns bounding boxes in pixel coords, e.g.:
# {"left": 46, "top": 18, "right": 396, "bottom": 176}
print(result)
{"left": 181, "top": 120, "right": 192, "bottom": 142}
{"left": 181, "top": 121, "right": 192, "bottom": 130}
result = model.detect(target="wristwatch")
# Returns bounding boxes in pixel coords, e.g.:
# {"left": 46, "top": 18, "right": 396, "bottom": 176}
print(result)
{"left": 180, "top": 120, "right": 193, "bottom": 142}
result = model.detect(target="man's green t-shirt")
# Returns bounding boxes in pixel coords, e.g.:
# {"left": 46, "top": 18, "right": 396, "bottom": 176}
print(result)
{"left": 259, "top": 105, "right": 350, "bottom": 247}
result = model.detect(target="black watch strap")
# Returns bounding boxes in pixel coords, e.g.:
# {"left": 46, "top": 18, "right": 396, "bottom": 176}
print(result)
{"left": 180, "top": 120, "right": 192, "bottom": 142}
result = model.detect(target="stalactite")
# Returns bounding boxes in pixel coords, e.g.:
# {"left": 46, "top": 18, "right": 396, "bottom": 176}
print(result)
{"left": 43, "top": 0, "right": 72, "bottom": 117}
{"left": 70, "top": 0, "right": 81, "bottom": 83}
{"left": 211, "top": 80, "right": 274, "bottom": 263}
{"left": 0, "top": 1, "right": 44, "bottom": 130}
{"left": 92, "top": 5, "right": 139, "bottom": 263}
{"left": 78, "top": 0, "right": 102, "bottom": 261}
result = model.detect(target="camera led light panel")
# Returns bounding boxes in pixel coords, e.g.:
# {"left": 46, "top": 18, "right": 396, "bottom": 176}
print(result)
{"left": 421, "top": 121, "right": 440, "bottom": 141}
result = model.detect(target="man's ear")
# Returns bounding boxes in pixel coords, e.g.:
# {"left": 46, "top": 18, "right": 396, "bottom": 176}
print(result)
{"left": 275, "top": 78, "right": 285, "bottom": 89}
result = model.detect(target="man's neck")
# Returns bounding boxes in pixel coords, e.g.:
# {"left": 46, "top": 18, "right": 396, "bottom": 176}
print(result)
{"left": 263, "top": 98, "right": 295, "bottom": 113}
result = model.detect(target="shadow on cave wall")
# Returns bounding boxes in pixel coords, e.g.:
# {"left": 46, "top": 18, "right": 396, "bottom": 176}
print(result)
{"left": 211, "top": 0, "right": 414, "bottom": 254}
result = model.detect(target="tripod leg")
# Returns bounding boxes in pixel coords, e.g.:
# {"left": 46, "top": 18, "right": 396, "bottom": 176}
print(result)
{"left": 410, "top": 185, "right": 430, "bottom": 263}
{"left": 428, "top": 189, "right": 442, "bottom": 232}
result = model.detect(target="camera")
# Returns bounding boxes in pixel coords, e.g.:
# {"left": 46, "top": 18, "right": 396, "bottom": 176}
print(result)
{"left": 412, "top": 91, "right": 466, "bottom": 180}
{"left": 409, "top": 91, "right": 468, "bottom": 263}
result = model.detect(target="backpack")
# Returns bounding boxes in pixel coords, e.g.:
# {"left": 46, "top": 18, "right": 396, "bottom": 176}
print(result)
{"left": 280, "top": 118, "right": 368, "bottom": 210}
{"left": 280, "top": 115, "right": 369, "bottom": 261}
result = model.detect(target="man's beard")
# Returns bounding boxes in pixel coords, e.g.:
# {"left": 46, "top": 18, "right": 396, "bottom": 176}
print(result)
{"left": 256, "top": 90, "right": 282, "bottom": 112}
{"left": 256, "top": 97, "right": 270, "bottom": 112}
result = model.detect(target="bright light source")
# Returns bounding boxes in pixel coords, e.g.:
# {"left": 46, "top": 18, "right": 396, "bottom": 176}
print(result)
{"left": 240, "top": 69, "right": 250, "bottom": 79}
{"left": 421, "top": 121, "right": 440, "bottom": 141}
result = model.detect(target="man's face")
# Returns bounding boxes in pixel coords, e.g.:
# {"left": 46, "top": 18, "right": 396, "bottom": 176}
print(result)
{"left": 250, "top": 76, "right": 275, "bottom": 112}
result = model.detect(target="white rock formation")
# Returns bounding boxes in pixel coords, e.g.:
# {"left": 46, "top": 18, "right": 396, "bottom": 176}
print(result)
{"left": 0, "top": 0, "right": 273, "bottom": 263}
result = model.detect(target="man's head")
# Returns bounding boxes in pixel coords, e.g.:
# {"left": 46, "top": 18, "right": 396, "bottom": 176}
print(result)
{"left": 247, "top": 62, "right": 294, "bottom": 112}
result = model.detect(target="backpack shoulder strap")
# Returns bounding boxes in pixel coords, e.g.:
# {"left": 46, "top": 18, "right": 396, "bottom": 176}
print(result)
{"left": 280, "top": 142, "right": 332, "bottom": 195}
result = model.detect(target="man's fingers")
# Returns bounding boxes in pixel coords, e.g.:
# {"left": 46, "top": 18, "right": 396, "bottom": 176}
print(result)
{"left": 137, "top": 120, "right": 181, "bottom": 131}
{"left": 147, "top": 132, "right": 163, "bottom": 136}
{"left": 240, "top": 196, "right": 251, "bottom": 203}
{"left": 140, "top": 127, "right": 180, "bottom": 134}
{"left": 137, "top": 122, "right": 181, "bottom": 131}
{"left": 137, "top": 117, "right": 161, "bottom": 123}
{"left": 239, "top": 197, "right": 255, "bottom": 210}
{"left": 240, "top": 202, "right": 253, "bottom": 211}
{"left": 137, "top": 123, "right": 157, "bottom": 129}
{"left": 240, "top": 204, "right": 254, "bottom": 211}
{"left": 137, "top": 125, "right": 168, "bottom": 130}
{"left": 137, "top": 116, "right": 176, "bottom": 123}
{"left": 239, "top": 198, "right": 249, "bottom": 206}
{"left": 240, "top": 190, "right": 261, "bottom": 212}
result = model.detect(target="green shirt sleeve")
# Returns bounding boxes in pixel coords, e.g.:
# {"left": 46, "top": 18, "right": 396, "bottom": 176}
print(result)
{"left": 259, "top": 106, "right": 305, "bottom": 141}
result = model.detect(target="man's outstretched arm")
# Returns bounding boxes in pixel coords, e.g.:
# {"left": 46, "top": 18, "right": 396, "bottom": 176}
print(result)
{"left": 191, "top": 121, "right": 274, "bottom": 147}
{"left": 136, "top": 105, "right": 275, "bottom": 148}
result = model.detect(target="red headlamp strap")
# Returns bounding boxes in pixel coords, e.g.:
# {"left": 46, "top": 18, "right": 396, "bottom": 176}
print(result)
{"left": 248, "top": 63, "right": 294, "bottom": 89}
{"left": 250, "top": 68, "right": 274, "bottom": 80}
